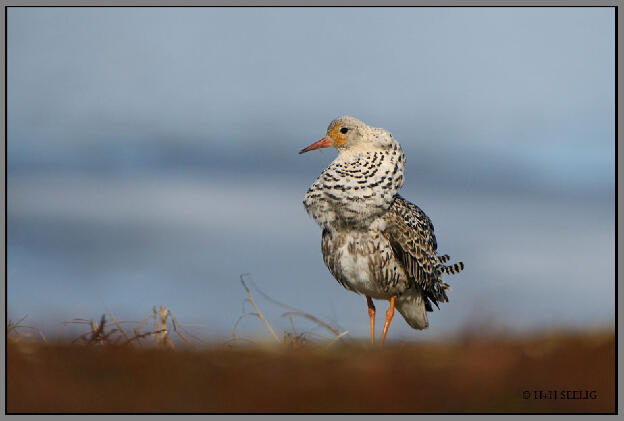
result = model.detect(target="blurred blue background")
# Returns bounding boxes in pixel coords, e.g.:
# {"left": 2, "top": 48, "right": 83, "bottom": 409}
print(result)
{"left": 7, "top": 7, "right": 614, "bottom": 341}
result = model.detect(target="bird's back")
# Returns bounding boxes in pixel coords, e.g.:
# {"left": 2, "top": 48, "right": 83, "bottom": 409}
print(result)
{"left": 383, "top": 195, "right": 464, "bottom": 328}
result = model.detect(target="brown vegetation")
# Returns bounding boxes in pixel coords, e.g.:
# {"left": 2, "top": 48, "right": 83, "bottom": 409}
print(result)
{"left": 7, "top": 280, "right": 615, "bottom": 413}
{"left": 7, "top": 329, "right": 614, "bottom": 413}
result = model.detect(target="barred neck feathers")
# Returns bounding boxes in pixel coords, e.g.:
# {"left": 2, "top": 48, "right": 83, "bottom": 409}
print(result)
{"left": 303, "top": 131, "right": 405, "bottom": 230}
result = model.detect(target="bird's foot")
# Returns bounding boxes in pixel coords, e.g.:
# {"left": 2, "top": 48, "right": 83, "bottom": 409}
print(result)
{"left": 366, "top": 296, "right": 376, "bottom": 345}
{"left": 380, "top": 296, "right": 395, "bottom": 346}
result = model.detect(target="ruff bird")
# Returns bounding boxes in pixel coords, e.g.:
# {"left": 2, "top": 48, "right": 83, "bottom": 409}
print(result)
{"left": 300, "top": 116, "right": 464, "bottom": 344}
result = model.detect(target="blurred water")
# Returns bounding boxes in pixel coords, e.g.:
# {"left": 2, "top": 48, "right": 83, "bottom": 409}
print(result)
{"left": 7, "top": 169, "right": 614, "bottom": 340}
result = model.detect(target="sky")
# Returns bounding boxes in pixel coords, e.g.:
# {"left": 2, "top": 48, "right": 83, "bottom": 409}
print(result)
{"left": 7, "top": 7, "right": 615, "bottom": 342}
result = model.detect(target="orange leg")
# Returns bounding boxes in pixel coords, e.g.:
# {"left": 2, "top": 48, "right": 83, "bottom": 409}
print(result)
{"left": 366, "top": 296, "right": 376, "bottom": 345}
{"left": 380, "top": 296, "right": 396, "bottom": 346}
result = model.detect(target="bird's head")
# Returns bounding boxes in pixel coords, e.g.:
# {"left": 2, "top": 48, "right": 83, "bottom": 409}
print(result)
{"left": 299, "top": 115, "right": 389, "bottom": 154}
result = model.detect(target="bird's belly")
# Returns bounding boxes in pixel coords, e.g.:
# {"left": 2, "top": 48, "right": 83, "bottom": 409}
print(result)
{"left": 322, "top": 229, "right": 406, "bottom": 300}
{"left": 335, "top": 250, "right": 392, "bottom": 299}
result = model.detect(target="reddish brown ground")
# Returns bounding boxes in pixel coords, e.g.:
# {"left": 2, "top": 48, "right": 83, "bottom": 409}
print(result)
{"left": 7, "top": 330, "right": 615, "bottom": 413}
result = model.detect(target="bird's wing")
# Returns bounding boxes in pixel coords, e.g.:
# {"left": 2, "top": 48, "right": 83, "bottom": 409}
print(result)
{"left": 383, "top": 194, "right": 464, "bottom": 310}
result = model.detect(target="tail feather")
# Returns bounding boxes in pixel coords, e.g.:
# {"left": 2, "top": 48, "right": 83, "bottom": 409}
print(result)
{"left": 398, "top": 255, "right": 463, "bottom": 330}
{"left": 396, "top": 289, "right": 429, "bottom": 330}
{"left": 441, "top": 261, "right": 464, "bottom": 275}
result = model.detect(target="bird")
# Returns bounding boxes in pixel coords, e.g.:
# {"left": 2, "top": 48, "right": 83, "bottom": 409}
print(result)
{"left": 299, "top": 116, "right": 464, "bottom": 345}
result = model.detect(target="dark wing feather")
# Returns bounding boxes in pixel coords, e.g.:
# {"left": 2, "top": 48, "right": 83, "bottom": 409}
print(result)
{"left": 383, "top": 195, "right": 464, "bottom": 311}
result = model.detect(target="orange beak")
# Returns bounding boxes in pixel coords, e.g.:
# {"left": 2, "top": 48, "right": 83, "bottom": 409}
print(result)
{"left": 299, "top": 136, "right": 333, "bottom": 154}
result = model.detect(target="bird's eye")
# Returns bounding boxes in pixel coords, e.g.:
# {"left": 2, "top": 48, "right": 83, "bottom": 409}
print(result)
{"left": 340, "top": 127, "right": 349, "bottom": 134}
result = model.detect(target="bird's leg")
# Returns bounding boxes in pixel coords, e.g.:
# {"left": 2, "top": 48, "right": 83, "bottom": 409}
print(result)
{"left": 366, "top": 296, "right": 376, "bottom": 345}
{"left": 380, "top": 296, "right": 396, "bottom": 346}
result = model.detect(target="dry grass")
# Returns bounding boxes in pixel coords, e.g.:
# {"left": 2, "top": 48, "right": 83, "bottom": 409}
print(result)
{"left": 59, "top": 306, "right": 199, "bottom": 349}
{"left": 230, "top": 275, "right": 349, "bottom": 348}
{"left": 7, "top": 329, "right": 614, "bottom": 413}
{"left": 13, "top": 276, "right": 347, "bottom": 350}
{"left": 6, "top": 279, "right": 616, "bottom": 413}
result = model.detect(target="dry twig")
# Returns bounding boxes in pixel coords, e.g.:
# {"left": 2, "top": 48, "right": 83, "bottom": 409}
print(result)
{"left": 239, "top": 276, "right": 281, "bottom": 343}
{"left": 247, "top": 277, "right": 345, "bottom": 339}
{"left": 235, "top": 275, "right": 349, "bottom": 346}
